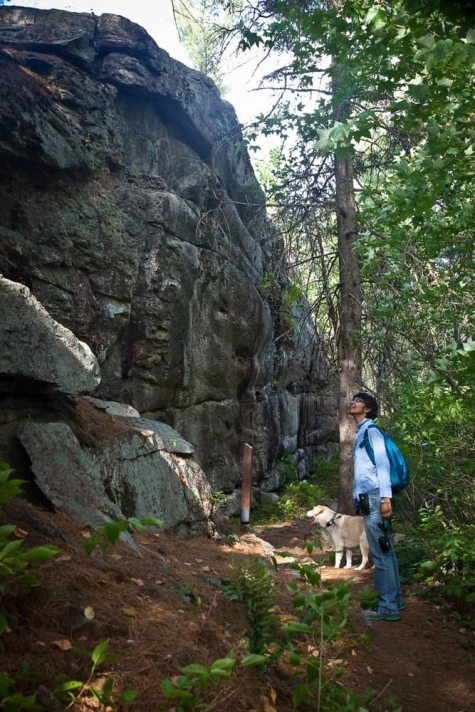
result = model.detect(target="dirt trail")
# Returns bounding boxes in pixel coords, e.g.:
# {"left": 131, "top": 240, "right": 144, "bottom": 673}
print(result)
{"left": 255, "top": 520, "right": 475, "bottom": 712}
{"left": 2, "top": 501, "right": 475, "bottom": 711}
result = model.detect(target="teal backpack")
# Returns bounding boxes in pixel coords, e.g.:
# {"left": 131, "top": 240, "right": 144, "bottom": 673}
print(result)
{"left": 360, "top": 424, "right": 410, "bottom": 495}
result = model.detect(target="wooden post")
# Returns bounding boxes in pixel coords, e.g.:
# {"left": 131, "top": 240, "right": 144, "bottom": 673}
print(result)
{"left": 241, "top": 443, "right": 253, "bottom": 525}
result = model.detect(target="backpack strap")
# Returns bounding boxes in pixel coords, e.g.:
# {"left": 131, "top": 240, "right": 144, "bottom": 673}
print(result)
{"left": 359, "top": 423, "right": 382, "bottom": 442}
{"left": 359, "top": 423, "right": 382, "bottom": 464}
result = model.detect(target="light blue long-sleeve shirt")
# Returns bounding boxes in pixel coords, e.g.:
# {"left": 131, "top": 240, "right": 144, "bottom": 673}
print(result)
{"left": 353, "top": 418, "right": 392, "bottom": 499}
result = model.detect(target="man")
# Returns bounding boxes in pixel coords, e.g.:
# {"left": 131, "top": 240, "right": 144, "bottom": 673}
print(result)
{"left": 350, "top": 392, "right": 404, "bottom": 622}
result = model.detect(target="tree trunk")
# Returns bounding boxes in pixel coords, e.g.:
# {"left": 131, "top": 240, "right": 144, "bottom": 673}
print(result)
{"left": 335, "top": 151, "right": 362, "bottom": 513}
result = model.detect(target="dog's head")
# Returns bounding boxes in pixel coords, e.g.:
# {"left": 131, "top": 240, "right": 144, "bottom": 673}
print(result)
{"left": 306, "top": 505, "right": 326, "bottom": 524}
{"left": 306, "top": 505, "right": 334, "bottom": 526}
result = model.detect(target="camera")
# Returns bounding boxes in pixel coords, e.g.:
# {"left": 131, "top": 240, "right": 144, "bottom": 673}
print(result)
{"left": 358, "top": 492, "right": 370, "bottom": 516}
{"left": 377, "top": 522, "right": 391, "bottom": 552}
{"left": 378, "top": 534, "right": 391, "bottom": 552}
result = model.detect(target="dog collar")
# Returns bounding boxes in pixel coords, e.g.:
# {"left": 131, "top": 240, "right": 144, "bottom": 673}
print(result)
{"left": 326, "top": 513, "right": 341, "bottom": 527}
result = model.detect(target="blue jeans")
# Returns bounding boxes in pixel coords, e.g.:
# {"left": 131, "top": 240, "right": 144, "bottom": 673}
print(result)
{"left": 363, "top": 488, "right": 403, "bottom": 615}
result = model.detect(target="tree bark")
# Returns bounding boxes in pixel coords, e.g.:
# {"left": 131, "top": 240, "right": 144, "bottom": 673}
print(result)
{"left": 335, "top": 151, "right": 362, "bottom": 513}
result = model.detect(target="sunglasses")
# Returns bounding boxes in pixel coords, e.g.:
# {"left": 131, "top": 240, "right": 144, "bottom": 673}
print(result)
{"left": 351, "top": 397, "right": 365, "bottom": 403}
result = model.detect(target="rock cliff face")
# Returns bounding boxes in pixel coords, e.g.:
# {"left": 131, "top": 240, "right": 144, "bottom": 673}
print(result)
{"left": 0, "top": 275, "right": 213, "bottom": 536}
{"left": 0, "top": 7, "right": 337, "bottom": 502}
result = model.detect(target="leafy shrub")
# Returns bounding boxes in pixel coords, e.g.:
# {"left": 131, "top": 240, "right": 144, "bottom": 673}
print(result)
{"left": 311, "top": 453, "right": 340, "bottom": 500}
{"left": 391, "top": 531, "right": 430, "bottom": 585}
{"left": 0, "top": 463, "right": 59, "bottom": 636}
{"left": 412, "top": 505, "right": 475, "bottom": 625}
{"left": 161, "top": 653, "right": 239, "bottom": 709}
{"left": 161, "top": 652, "right": 266, "bottom": 710}
{"left": 278, "top": 480, "right": 326, "bottom": 519}
{"left": 383, "top": 377, "right": 475, "bottom": 525}
{"left": 82, "top": 516, "right": 162, "bottom": 556}
{"left": 252, "top": 468, "right": 326, "bottom": 525}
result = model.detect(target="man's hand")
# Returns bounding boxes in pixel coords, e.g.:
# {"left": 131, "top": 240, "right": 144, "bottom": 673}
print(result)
{"left": 380, "top": 498, "right": 392, "bottom": 519}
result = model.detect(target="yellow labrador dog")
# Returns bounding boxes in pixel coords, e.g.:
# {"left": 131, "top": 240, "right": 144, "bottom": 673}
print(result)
{"left": 306, "top": 504, "right": 370, "bottom": 570}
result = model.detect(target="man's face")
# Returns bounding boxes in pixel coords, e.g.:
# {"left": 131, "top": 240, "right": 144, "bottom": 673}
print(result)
{"left": 349, "top": 396, "right": 370, "bottom": 418}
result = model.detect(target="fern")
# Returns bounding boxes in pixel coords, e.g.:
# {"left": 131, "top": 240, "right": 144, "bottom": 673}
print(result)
{"left": 226, "top": 557, "right": 280, "bottom": 657}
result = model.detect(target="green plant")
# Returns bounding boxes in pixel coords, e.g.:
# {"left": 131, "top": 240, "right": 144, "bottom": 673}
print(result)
{"left": 166, "top": 542, "right": 401, "bottom": 711}
{"left": 280, "top": 454, "right": 298, "bottom": 482}
{"left": 224, "top": 557, "right": 281, "bottom": 658}
{"left": 54, "top": 639, "right": 137, "bottom": 709}
{"left": 82, "top": 516, "right": 162, "bottom": 556}
{"left": 251, "top": 478, "right": 326, "bottom": 525}
{"left": 282, "top": 280, "right": 305, "bottom": 309}
{"left": 311, "top": 454, "right": 340, "bottom": 500}
{"left": 160, "top": 651, "right": 266, "bottom": 710}
{"left": 0, "top": 463, "right": 59, "bottom": 635}
{"left": 0, "top": 672, "right": 43, "bottom": 712}
{"left": 280, "top": 481, "right": 325, "bottom": 520}
{"left": 0, "top": 461, "right": 24, "bottom": 506}
{"left": 392, "top": 531, "right": 430, "bottom": 585}
{"left": 259, "top": 272, "right": 306, "bottom": 342}
{"left": 354, "top": 584, "right": 380, "bottom": 613}
{"left": 278, "top": 280, "right": 306, "bottom": 334}
{"left": 0, "top": 463, "right": 60, "bottom": 709}
{"left": 412, "top": 505, "right": 475, "bottom": 625}
{"left": 274, "top": 545, "right": 397, "bottom": 710}
{"left": 210, "top": 490, "right": 233, "bottom": 516}
{"left": 260, "top": 270, "right": 276, "bottom": 292}
{"left": 280, "top": 546, "right": 355, "bottom": 642}
{"left": 177, "top": 583, "right": 202, "bottom": 616}
{"left": 161, "top": 652, "right": 237, "bottom": 710}
{"left": 0, "top": 466, "right": 151, "bottom": 709}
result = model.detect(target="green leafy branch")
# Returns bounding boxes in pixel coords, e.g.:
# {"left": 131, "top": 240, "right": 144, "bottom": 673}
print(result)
{"left": 82, "top": 516, "right": 163, "bottom": 556}
{"left": 0, "top": 463, "right": 59, "bottom": 636}
{"left": 161, "top": 651, "right": 266, "bottom": 710}
{"left": 54, "top": 639, "right": 137, "bottom": 710}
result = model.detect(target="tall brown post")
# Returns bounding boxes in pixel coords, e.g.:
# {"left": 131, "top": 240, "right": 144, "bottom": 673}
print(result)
{"left": 241, "top": 443, "right": 253, "bottom": 525}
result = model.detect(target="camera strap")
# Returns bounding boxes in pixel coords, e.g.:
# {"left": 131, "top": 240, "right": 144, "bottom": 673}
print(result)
{"left": 378, "top": 519, "right": 392, "bottom": 533}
